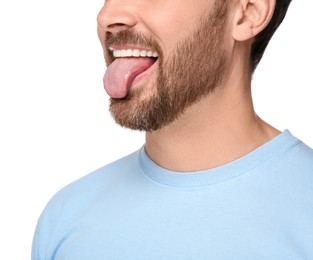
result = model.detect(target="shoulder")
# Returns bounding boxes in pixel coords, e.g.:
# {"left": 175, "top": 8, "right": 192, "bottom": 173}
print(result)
{"left": 249, "top": 131, "right": 313, "bottom": 197}
{"left": 32, "top": 149, "right": 141, "bottom": 258}
{"left": 270, "top": 136, "right": 313, "bottom": 194}
{"left": 284, "top": 139, "right": 313, "bottom": 172}
{"left": 44, "top": 149, "right": 140, "bottom": 213}
{"left": 258, "top": 130, "right": 313, "bottom": 178}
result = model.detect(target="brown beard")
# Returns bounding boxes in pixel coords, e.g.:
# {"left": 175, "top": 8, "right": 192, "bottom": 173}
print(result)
{"left": 106, "top": 0, "right": 228, "bottom": 131}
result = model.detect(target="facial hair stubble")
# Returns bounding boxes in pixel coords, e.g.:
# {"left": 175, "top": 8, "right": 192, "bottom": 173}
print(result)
{"left": 108, "top": 1, "right": 228, "bottom": 131}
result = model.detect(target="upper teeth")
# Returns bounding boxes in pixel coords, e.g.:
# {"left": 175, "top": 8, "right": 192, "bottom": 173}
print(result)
{"left": 112, "top": 49, "right": 158, "bottom": 58}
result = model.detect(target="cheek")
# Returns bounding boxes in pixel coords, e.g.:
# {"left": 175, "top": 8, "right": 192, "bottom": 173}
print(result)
{"left": 139, "top": 3, "right": 204, "bottom": 55}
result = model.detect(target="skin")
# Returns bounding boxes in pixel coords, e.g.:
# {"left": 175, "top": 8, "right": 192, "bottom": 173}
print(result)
{"left": 97, "top": 0, "right": 280, "bottom": 172}
{"left": 105, "top": 1, "right": 228, "bottom": 131}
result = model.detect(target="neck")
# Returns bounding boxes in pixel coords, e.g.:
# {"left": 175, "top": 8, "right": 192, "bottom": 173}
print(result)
{"left": 145, "top": 70, "right": 280, "bottom": 172}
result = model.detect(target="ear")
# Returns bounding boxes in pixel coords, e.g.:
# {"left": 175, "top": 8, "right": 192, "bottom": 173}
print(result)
{"left": 232, "top": 0, "right": 276, "bottom": 41}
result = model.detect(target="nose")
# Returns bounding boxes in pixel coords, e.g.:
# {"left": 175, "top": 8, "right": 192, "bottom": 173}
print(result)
{"left": 97, "top": 1, "right": 138, "bottom": 33}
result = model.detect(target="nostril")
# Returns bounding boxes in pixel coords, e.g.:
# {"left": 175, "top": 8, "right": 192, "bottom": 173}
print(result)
{"left": 107, "top": 23, "right": 128, "bottom": 30}
{"left": 109, "top": 23, "right": 126, "bottom": 28}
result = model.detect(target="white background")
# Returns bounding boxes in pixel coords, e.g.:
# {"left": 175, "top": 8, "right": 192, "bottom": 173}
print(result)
{"left": 0, "top": 0, "right": 312, "bottom": 259}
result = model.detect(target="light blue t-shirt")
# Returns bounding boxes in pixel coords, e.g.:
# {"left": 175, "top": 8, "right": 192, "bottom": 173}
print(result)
{"left": 32, "top": 130, "right": 313, "bottom": 259}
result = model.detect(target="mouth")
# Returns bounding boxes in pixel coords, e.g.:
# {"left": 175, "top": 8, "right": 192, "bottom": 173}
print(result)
{"left": 110, "top": 47, "right": 158, "bottom": 59}
{"left": 107, "top": 46, "right": 159, "bottom": 65}
{"left": 103, "top": 46, "right": 159, "bottom": 98}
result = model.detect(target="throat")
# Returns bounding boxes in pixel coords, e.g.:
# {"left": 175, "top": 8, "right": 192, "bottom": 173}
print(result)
{"left": 144, "top": 108, "right": 280, "bottom": 172}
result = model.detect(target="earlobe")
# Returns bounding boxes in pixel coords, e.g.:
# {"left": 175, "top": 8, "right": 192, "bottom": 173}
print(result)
{"left": 232, "top": 0, "right": 276, "bottom": 42}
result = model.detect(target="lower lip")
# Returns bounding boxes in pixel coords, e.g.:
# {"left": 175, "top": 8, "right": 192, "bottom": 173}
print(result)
{"left": 131, "top": 60, "right": 158, "bottom": 89}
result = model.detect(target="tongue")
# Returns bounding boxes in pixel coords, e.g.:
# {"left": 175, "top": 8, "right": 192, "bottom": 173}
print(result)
{"left": 103, "top": 57, "right": 155, "bottom": 98}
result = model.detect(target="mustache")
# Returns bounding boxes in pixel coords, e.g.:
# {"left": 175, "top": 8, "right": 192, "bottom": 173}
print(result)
{"left": 104, "top": 29, "right": 162, "bottom": 64}
{"left": 105, "top": 29, "right": 159, "bottom": 50}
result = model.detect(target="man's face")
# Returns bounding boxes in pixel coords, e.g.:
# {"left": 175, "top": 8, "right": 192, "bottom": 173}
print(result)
{"left": 97, "top": 0, "right": 228, "bottom": 131}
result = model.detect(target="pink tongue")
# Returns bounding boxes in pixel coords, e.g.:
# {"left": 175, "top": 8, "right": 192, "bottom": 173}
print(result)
{"left": 103, "top": 57, "right": 155, "bottom": 98}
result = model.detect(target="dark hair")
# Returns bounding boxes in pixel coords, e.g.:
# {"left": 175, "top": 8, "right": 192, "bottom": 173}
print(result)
{"left": 250, "top": 0, "right": 292, "bottom": 72}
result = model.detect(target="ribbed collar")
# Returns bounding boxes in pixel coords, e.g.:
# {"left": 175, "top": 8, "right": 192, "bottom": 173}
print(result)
{"left": 138, "top": 130, "right": 299, "bottom": 187}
